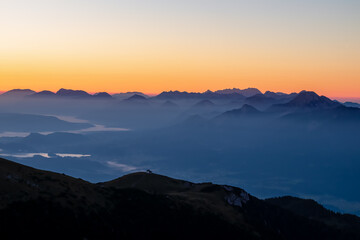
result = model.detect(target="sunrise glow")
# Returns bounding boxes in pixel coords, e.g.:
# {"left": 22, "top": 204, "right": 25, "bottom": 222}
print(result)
{"left": 1, "top": 0, "right": 359, "bottom": 97}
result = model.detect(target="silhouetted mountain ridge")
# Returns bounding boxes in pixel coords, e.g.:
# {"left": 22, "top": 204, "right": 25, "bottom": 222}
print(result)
{"left": 1, "top": 157, "right": 359, "bottom": 239}
{"left": 275, "top": 90, "right": 341, "bottom": 110}
{"left": 0, "top": 89, "right": 36, "bottom": 97}
{"left": 112, "top": 92, "right": 148, "bottom": 99}
{"left": 215, "top": 88, "right": 262, "bottom": 97}
{"left": 56, "top": 88, "right": 92, "bottom": 98}
{"left": 154, "top": 90, "right": 245, "bottom": 100}
{"left": 125, "top": 94, "right": 148, "bottom": 101}
{"left": 13, "top": 89, "right": 114, "bottom": 99}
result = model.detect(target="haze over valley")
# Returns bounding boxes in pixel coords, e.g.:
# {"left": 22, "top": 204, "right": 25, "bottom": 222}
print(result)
{"left": 1, "top": 87, "right": 359, "bottom": 216}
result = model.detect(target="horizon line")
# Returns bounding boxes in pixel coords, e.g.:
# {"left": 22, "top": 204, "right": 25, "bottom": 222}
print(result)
{"left": 0, "top": 88, "right": 359, "bottom": 102}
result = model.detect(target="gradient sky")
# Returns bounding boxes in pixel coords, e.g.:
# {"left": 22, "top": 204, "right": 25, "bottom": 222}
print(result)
{"left": 0, "top": 0, "right": 359, "bottom": 96}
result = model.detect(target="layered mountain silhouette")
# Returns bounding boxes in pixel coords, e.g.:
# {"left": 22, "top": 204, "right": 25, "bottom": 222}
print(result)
{"left": 56, "top": 88, "right": 92, "bottom": 98}
{"left": 93, "top": 92, "right": 113, "bottom": 98}
{"left": 344, "top": 102, "right": 360, "bottom": 108}
{"left": 2, "top": 88, "right": 356, "bottom": 111}
{"left": 213, "top": 104, "right": 267, "bottom": 126}
{"left": 155, "top": 91, "right": 204, "bottom": 99}
{"left": 4, "top": 88, "right": 114, "bottom": 99}
{"left": 272, "top": 91, "right": 341, "bottom": 110}
{"left": 281, "top": 105, "right": 360, "bottom": 125}
{"left": 30, "top": 90, "right": 57, "bottom": 98}
{"left": 125, "top": 94, "right": 148, "bottom": 101}
{"left": 0, "top": 89, "right": 36, "bottom": 98}
{"left": 1, "top": 157, "right": 360, "bottom": 239}
{"left": 155, "top": 90, "right": 245, "bottom": 100}
{"left": 215, "top": 88, "right": 262, "bottom": 97}
{"left": 112, "top": 92, "right": 148, "bottom": 99}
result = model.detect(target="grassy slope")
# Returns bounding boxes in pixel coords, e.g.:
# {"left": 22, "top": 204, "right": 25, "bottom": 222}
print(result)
{"left": 1, "top": 158, "right": 360, "bottom": 239}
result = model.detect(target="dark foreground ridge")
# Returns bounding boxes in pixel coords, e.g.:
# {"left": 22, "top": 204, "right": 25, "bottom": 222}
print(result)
{"left": 1, "top": 158, "right": 360, "bottom": 240}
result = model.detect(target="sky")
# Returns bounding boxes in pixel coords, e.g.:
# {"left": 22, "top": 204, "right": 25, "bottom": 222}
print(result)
{"left": 0, "top": 0, "right": 359, "bottom": 97}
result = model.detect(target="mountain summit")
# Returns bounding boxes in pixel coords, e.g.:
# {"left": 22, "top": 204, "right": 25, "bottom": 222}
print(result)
{"left": 56, "top": 88, "right": 92, "bottom": 98}
{"left": 272, "top": 90, "right": 341, "bottom": 110}
{"left": 285, "top": 91, "right": 339, "bottom": 108}
{"left": 125, "top": 94, "right": 148, "bottom": 101}
{"left": 215, "top": 88, "right": 262, "bottom": 97}
{"left": 0, "top": 89, "right": 36, "bottom": 98}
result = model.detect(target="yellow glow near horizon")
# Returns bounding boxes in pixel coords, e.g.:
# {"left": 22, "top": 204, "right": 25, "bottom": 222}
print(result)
{"left": 0, "top": 0, "right": 359, "bottom": 97}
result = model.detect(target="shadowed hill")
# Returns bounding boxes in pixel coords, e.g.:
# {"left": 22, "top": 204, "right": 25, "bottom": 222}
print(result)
{"left": 266, "top": 196, "right": 360, "bottom": 236}
{"left": 1, "top": 157, "right": 360, "bottom": 239}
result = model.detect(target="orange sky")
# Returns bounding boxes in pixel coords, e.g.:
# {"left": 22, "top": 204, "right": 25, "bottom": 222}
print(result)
{"left": 1, "top": 1, "right": 359, "bottom": 97}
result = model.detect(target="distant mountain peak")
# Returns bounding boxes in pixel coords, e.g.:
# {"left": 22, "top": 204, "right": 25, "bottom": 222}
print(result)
{"left": 155, "top": 90, "right": 245, "bottom": 100}
{"left": 228, "top": 104, "right": 260, "bottom": 114}
{"left": 203, "top": 90, "right": 214, "bottom": 94}
{"left": 93, "top": 92, "right": 112, "bottom": 98}
{"left": 298, "top": 90, "right": 318, "bottom": 97}
{"left": 56, "top": 88, "right": 91, "bottom": 98}
{"left": 215, "top": 88, "right": 262, "bottom": 97}
{"left": 239, "top": 104, "right": 260, "bottom": 113}
{"left": 290, "top": 91, "right": 335, "bottom": 106}
{"left": 216, "top": 104, "right": 262, "bottom": 120}
{"left": 28, "top": 90, "right": 56, "bottom": 98}
{"left": 274, "top": 90, "right": 341, "bottom": 110}
{"left": 112, "top": 92, "right": 148, "bottom": 99}
{"left": 126, "top": 94, "right": 147, "bottom": 101}
{"left": 1, "top": 89, "right": 36, "bottom": 97}
{"left": 156, "top": 91, "right": 196, "bottom": 99}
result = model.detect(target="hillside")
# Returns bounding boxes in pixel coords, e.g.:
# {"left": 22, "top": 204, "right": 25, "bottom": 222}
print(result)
{"left": 1, "top": 157, "right": 360, "bottom": 239}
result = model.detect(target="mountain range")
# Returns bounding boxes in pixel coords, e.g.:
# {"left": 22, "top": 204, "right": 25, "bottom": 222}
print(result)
{"left": 1, "top": 157, "right": 360, "bottom": 239}
{"left": 1, "top": 88, "right": 359, "bottom": 108}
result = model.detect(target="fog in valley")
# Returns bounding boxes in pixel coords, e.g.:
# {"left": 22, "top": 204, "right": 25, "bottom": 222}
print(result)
{"left": 1, "top": 88, "right": 360, "bottom": 215}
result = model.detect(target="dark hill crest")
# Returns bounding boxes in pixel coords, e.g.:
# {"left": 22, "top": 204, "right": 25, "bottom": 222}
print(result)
{"left": 0, "top": 157, "right": 360, "bottom": 239}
